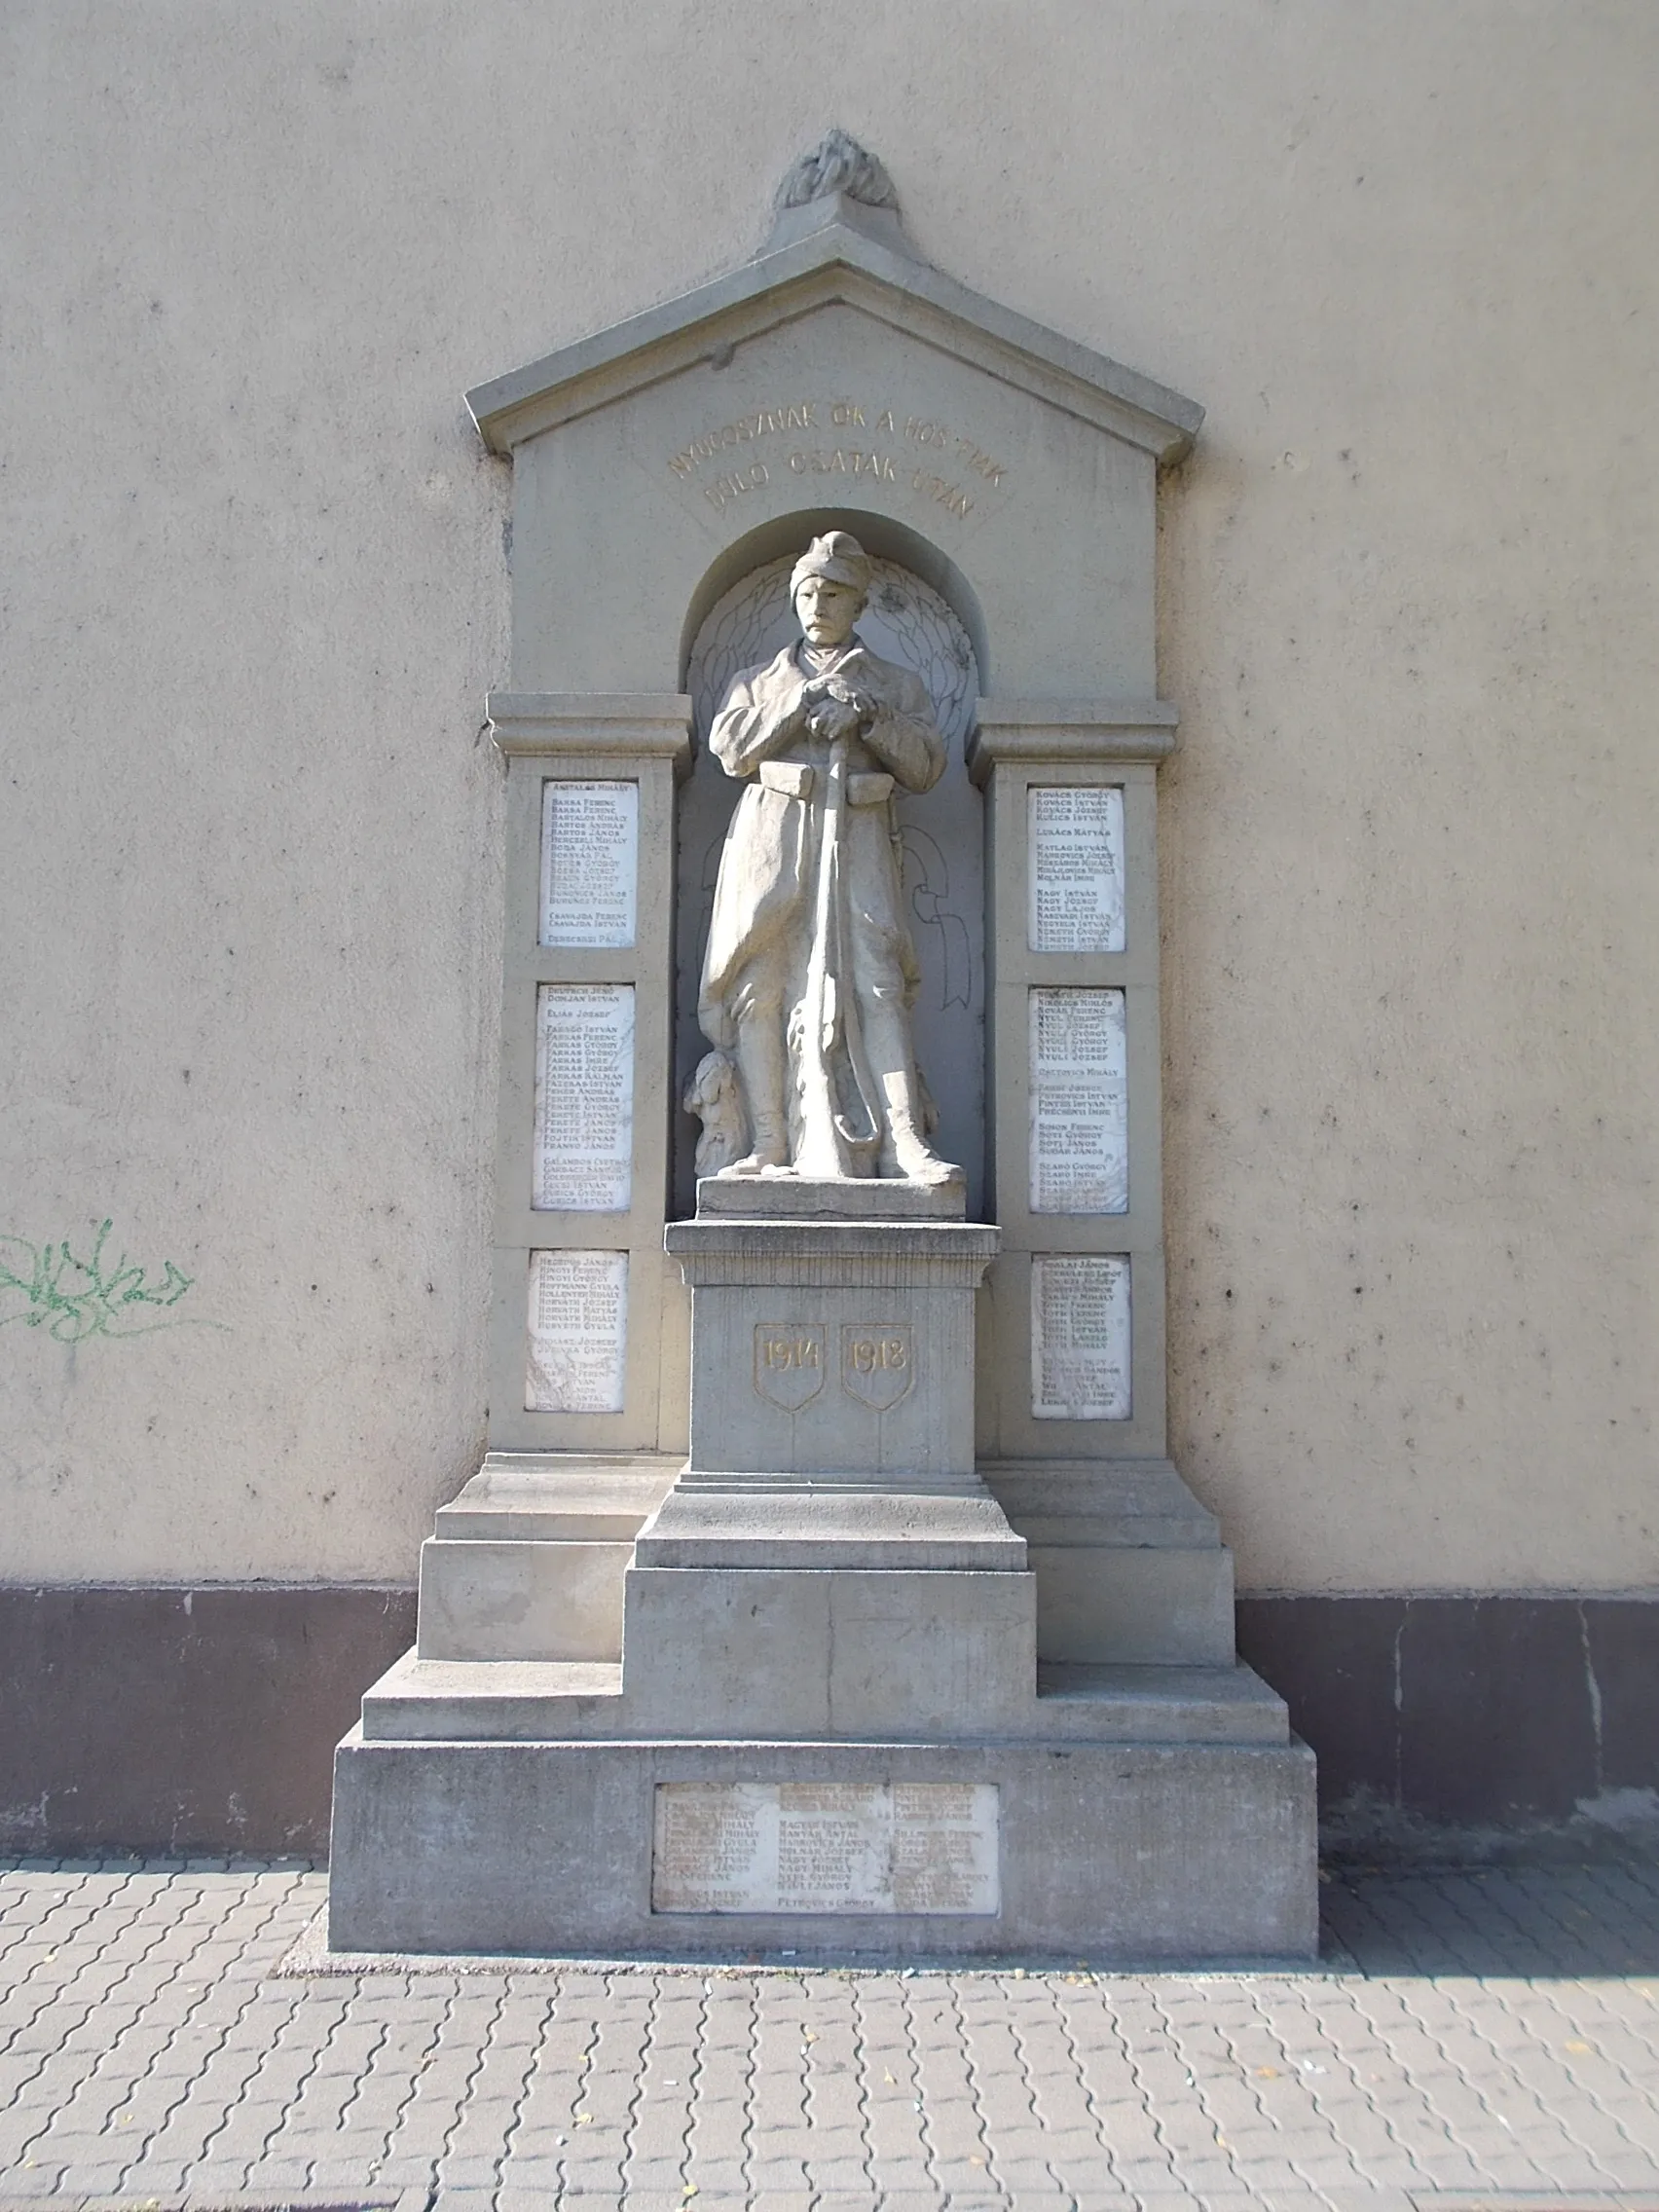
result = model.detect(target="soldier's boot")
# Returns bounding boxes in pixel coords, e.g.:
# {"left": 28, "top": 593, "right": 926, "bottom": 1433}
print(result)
{"left": 726, "top": 1015, "right": 790, "bottom": 1173}
{"left": 864, "top": 1003, "right": 963, "bottom": 1186}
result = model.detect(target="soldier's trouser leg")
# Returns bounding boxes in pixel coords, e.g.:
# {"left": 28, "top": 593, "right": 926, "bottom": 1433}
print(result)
{"left": 860, "top": 995, "right": 961, "bottom": 1185}
{"left": 730, "top": 1007, "right": 789, "bottom": 1172}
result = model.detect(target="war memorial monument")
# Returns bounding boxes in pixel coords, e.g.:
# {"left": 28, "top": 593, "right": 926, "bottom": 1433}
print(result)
{"left": 328, "top": 137, "right": 1317, "bottom": 1962}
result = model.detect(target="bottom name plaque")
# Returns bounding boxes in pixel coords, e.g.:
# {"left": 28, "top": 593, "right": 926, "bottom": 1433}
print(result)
{"left": 524, "top": 1248, "right": 628, "bottom": 1414}
{"left": 651, "top": 1781, "right": 999, "bottom": 1916}
{"left": 1031, "top": 1252, "right": 1131, "bottom": 1420}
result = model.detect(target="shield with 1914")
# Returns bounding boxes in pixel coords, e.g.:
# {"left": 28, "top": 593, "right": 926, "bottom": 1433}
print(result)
{"left": 753, "top": 1322, "right": 826, "bottom": 1411}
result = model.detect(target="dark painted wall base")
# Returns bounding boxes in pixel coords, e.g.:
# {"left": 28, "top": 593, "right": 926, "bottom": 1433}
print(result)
{"left": 1236, "top": 1593, "right": 1659, "bottom": 1848}
{"left": 0, "top": 1585, "right": 416, "bottom": 1858}
{"left": 2, "top": 1585, "right": 1655, "bottom": 1858}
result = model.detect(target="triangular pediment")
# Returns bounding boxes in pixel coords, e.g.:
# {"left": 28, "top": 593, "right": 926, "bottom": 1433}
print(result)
{"left": 467, "top": 194, "right": 1201, "bottom": 465}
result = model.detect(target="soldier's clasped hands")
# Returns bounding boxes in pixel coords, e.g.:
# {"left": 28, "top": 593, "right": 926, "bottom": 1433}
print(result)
{"left": 799, "top": 673, "right": 873, "bottom": 742}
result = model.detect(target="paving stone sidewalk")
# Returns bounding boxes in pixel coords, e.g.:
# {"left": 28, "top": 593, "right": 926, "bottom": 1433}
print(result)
{"left": 3, "top": 1855, "right": 1659, "bottom": 2209}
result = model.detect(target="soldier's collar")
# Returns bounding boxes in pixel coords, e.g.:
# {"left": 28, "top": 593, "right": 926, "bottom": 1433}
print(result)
{"left": 795, "top": 638, "right": 863, "bottom": 669}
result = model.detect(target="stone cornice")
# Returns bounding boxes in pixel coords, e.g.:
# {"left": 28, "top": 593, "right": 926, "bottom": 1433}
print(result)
{"left": 487, "top": 692, "right": 693, "bottom": 765}
{"left": 968, "top": 699, "right": 1180, "bottom": 781}
{"left": 666, "top": 1218, "right": 1000, "bottom": 1290}
{"left": 466, "top": 218, "right": 1202, "bottom": 465}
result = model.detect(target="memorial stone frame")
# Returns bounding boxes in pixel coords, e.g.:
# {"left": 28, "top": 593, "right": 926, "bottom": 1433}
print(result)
{"left": 471, "top": 174, "right": 1199, "bottom": 1501}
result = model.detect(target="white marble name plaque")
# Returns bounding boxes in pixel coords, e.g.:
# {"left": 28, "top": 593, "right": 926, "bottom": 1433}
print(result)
{"left": 539, "top": 780, "right": 638, "bottom": 948}
{"left": 1031, "top": 1254, "right": 1131, "bottom": 1420}
{"left": 533, "top": 984, "right": 634, "bottom": 1212}
{"left": 651, "top": 1782, "right": 999, "bottom": 1916}
{"left": 1029, "top": 988, "right": 1127, "bottom": 1214}
{"left": 524, "top": 1249, "right": 627, "bottom": 1414}
{"left": 1028, "top": 786, "right": 1125, "bottom": 953}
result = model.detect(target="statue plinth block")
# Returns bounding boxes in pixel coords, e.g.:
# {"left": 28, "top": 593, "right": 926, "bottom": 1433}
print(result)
{"left": 664, "top": 1215, "right": 997, "bottom": 1489}
{"left": 696, "top": 1173, "right": 966, "bottom": 1221}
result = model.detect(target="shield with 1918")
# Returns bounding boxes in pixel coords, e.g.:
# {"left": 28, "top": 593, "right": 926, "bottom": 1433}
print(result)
{"left": 840, "top": 1322, "right": 914, "bottom": 1411}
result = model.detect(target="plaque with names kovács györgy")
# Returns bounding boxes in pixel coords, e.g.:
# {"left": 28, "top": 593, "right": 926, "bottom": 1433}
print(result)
{"left": 539, "top": 780, "right": 639, "bottom": 948}
{"left": 525, "top": 1249, "right": 628, "bottom": 1414}
{"left": 1027, "top": 785, "right": 1125, "bottom": 954}
{"left": 1031, "top": 1253, "right": 1130, "bottom": 1420}
{"left": 1029, "top": 987, "right": 1127, "bottom": 1214}
{"left": 650, "top": 1781, "right": 999, "bottom": 1915}
{"left": 534, "top": 984, "right": 634, "bottom": 1212}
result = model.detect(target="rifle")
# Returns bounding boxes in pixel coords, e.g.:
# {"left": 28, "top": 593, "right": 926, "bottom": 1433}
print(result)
{"left": 793, "top": 698, "right": 883, "bottom": 1178}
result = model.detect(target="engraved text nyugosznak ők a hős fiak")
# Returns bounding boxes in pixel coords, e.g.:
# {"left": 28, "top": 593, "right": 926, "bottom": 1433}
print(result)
{"left": 668, "top": 400, "right": 1009, "bottom": 520}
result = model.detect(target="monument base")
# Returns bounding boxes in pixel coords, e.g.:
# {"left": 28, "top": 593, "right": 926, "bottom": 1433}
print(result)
{"left": 328, "top": 1201, "right": 1317, "bottom": 1965}
{"left": 332, "top": 1472, "right": 1315, "bottom": 1962}
{"left": 330, "top": 1701, "right": 1314, "bottom": 1965}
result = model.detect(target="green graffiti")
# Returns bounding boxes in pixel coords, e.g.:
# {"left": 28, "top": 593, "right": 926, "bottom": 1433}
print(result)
{"left": 0, "top": 1218, "right": 217, "bottom": 1344}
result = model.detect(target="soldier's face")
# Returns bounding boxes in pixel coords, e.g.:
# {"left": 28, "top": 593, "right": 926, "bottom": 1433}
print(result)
{"left": 794, "top": 574, "right": 863, "bottom": 646}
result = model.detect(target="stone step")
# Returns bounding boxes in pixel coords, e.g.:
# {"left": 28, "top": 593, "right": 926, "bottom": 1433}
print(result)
{"left": 359, "top": 1648, "right": 1287, "bottom": 1748}
{"left": 982, "top": 1459, "right": 1236, "bottom": 1665}
{"left": 361, "top": 1651, "right": 626, "bottom": 1742}
{"left": 1033, "top": 1661, "right": 1289, "bottom": 1744}
{"left": 421, "top": 1455, "right": 1235, "bottom": 1668}
{"left": 418, "top": 1536, "right": 636, "bottom": 1662}
{"left": 982, "top": 1457, "right": 1224, "bottom": 1548}
{"left": 432, "top": 1452, "right": 680, "bottom": 1541}
{"left": 417, "top": 1453, "right": 681, "bottom": 1666}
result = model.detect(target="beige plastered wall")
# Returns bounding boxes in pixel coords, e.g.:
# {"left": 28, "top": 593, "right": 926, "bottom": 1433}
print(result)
{"left": 2, "top": 1, "right": 1653, "bottom": 1593}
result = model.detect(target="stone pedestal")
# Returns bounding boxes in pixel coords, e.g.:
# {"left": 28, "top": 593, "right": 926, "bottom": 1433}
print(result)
{"left": 629, "top": 1204, "right": 1036, "bottom": 1738}
{"left": 632, "top": 1204, "right": 1031, "bottom": 1737}
{"left": 330, "top": 1736, "right": 1313, "bottom": 1963}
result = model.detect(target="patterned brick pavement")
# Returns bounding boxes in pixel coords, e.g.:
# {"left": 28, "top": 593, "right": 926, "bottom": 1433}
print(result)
{"left": 2, "top": 1854, "right": 1659, "bottom": 2208}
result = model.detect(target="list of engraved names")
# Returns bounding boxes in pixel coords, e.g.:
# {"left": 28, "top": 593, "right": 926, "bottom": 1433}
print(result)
{"left": 525, "top": 1249, "right": 627, "bottom": 1415}
{"left": 1031, "top": 1253, "right": 1131, "bottom": 1421}
{"left": 652, "top": 1781, "right": 999, "bottom": 1915}
{"left": 1029, "top": 988, "right": 1128, "bottom": 1215}
{"left": 534, "top": 984, "right": 634, "bottom": 1212}
{"left": 539, "top": 781, "right": 638, "bottom": 949}
{"left": 1028, "top": 786, "right": 1125, "bottom": 954}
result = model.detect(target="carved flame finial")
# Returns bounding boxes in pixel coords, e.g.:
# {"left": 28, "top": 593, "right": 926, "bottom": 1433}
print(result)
{"left": 775, "top": 129, "right": 899, "bottom": 215}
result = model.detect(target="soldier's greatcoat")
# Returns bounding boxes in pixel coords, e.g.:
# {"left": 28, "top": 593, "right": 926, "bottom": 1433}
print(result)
{"left": 697, "top": 638, "right": 945, "bottom": 1051}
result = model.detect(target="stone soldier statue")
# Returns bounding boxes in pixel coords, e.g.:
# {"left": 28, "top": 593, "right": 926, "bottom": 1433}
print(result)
{"left": 693, "top": 532, "right": 962, "bottom": 1187}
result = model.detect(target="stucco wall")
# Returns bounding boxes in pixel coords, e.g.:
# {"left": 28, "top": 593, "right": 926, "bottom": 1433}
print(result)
{"left": 3, "top": 1, "right": 1653, "bottom": 1593}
